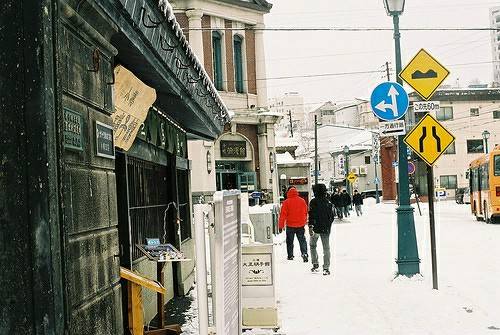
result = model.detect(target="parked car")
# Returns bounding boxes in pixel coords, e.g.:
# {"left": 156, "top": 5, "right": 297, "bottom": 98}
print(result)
{"left": 455, "top": 187, "right": 470, "bottom": 204}
{"left": 361, "top": 189, "right": 383, "bottom": 199}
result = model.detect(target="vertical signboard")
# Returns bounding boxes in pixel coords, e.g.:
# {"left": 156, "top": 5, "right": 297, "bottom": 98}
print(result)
{"left": 213, "top": 190, "right": 242, "bottom": 335}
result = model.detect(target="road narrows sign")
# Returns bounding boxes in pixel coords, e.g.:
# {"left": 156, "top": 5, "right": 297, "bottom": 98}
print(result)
{"left": 399, "top": 49, "right": 450, "bottom": 101}
{"left": 404, "top": 114, "right": 455, "bottom": 166}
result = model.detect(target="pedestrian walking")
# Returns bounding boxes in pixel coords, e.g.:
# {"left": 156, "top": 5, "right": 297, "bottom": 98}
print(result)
{"left": 309, "top": 184, "right": 335, "bottom": 276}
{"left": 352, "top": 189, "right": 364, "bottom": 216}
{"left": 340, "top": 189, "right": 351, "bottom": 218}
{"left": 279, "top": 187, "right": 309, "bottom": 262}
{"left": 330, "top": 189, "right": 343, "bottom": 220}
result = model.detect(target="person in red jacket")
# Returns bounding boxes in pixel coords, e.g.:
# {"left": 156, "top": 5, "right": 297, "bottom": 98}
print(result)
{"left": 279, "top": 187, "right": 309, "bottom": 262}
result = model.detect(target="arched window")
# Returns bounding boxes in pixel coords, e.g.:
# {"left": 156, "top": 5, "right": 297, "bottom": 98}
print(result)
{"left": 212, "top": 31, "right": 223, "bottom": 90}
{"left": 233, "top": 35, "right": 244, "bottom": 93}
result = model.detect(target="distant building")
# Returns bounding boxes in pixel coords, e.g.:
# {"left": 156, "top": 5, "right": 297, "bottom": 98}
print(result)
{"left": 408, "top": 88, "right": 500, "bottom": 198}
{"left": 491, "top": 7, "right": 500, "bottom": 84}
{"left": 269, "top": 92, "right": 306, "bottom": 135}
{"left": 308, "top": 99, "right": 377, "bottom": 129}
{"left": 313, "top": 126, "right": 381, "bottom": 194}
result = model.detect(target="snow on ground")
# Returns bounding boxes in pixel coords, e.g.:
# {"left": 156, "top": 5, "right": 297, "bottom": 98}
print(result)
{"left": 273, "top": 200, "right": 500, "bottom": 335}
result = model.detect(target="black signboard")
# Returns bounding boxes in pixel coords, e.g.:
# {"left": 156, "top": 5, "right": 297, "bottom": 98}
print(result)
{"left": 63, "top": 108, "right": 83, "bottom": 151}
{"left": 95, "top": 121, "right": 115, "bottom": 159}
{"left": 220, "top": 140, "right": 246, "bottom": 158}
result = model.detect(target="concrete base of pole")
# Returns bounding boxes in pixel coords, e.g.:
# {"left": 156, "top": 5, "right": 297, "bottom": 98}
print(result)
{"left": 395, "top": 204, "right": 421, "bottom": 276}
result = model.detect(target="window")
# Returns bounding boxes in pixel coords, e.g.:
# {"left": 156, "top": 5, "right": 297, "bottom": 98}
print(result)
{"left": 364, "top": 156, "right": 371, "bottom": 164}
{"left": 480, "top": 163, "right": 489, "bottom": 190}
{"left": 444, "top": 142, "right": 456, "bottom": 154}
{"left": 493, "top": 110, "right": 500, "bottom": 119}
{"left": 470, "top": 108, "right": 479, "bottom": 117}
{"left": 467, "top": 139, "right": 484, "bottom": 153}
{"left": 212, "top": 31, "right": 223, "bottom": 90}
{"left": 436, "top": 106, "right": 453, "bottom": 121}
{"left": 495, "top": 155, "right": 500, "bottom": 176}
{"left": 471, "top": 168, "right": 478, "bottom": 192}
{"left": 233, "top": 35, "right": 244, "bottom": 93}
{"left": 440, "top": 175, "right": 457, "bottom": 189}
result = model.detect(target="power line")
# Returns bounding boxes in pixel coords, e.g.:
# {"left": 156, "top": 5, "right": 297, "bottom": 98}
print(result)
{"left": 183, "top": 27, "right": 500, "bottom": 32}
{"left": 257, "top": 69, "right": 383, "bottom": 81}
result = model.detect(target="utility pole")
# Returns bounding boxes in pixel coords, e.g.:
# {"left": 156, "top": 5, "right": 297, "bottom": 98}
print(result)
{"left": 288, "top": 110, "right": 294, "bottom": 137}
{"left": 385, "top": 61, "right": 391, "bottom": 81}
{"left": 314, "top": 115, "right": 319, "bottom": 185}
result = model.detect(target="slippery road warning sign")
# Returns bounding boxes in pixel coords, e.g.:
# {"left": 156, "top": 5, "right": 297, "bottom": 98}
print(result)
{"left": 399, "top": 49, "right": 450, "bottom": 101}
{"left": 404, "top": 114, "right": 455, "bottom": 166}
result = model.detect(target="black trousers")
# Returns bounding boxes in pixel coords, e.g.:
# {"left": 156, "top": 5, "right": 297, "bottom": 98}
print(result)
{"left": 286, "top": 226, "right": 308, "bottom": 258}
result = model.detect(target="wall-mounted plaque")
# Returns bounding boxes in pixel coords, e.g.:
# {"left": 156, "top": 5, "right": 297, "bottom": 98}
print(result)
{"left": 220, "top": 140, "right": 246, "bottom": 158}
{"left": 63, "top": 108, "right": 83, "bottom": 151}
{"left": 95, "top": 121, "right": 115, "bottom": 159}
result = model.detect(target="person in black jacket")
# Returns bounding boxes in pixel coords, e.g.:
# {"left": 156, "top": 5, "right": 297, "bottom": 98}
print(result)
{"left": 309, "top": 183, "right": 335, "bottom": 275}
{"left": 352, "top": 189, "right": 364, "bottom": 216}
{"left": 330, "top": 189, "right": 343, "bottom": 220}
{"left": 340, "top": 189, "right": 352, "bottom": 217}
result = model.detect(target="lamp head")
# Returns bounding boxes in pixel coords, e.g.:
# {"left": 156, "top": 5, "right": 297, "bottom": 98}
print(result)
{"left": 383, "top": 0, "right": 405, "bottom": 16}
{"left": 482, "top": 130, "right": 491, "bottom": 140}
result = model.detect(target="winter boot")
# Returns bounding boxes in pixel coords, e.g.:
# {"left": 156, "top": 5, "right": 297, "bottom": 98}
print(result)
{"left": 323, "top": 269, "right": 331, "bottom": 276}
{"left": 311, "top": 264, "right": 319, "bottom": 273}
{"left": 302, "top": 254, "right": 309, "bottom": 263}
{"left": 287, "top": 256, "right": 294, "bottom": 260}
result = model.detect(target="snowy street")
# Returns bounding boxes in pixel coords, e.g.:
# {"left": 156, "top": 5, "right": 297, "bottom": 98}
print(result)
{"left": 274, "top": 200, "right": 500, "bottom": 335}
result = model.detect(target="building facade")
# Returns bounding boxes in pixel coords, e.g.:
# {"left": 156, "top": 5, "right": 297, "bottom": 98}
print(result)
{"left": 1, "top": 0, "right": 228, "bottom": 333}
{"left": 409, "top": 88, "right": 500, "bottom": 198}
{"left": 491, "top": 6, "right": 500, "bottom": 85}
{"left": 172, "top": 0, "right": 281, "bottom": 204}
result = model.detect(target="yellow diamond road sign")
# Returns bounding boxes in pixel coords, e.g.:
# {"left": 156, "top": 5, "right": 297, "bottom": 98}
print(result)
{"left": 347, "top": 173, "right": 357, "bottom": 183}
{"left": 404, "top": 114, "right": 455, "bottom": 166}
{"left": 399, "top": 49, "right": 450, "bottom": 101}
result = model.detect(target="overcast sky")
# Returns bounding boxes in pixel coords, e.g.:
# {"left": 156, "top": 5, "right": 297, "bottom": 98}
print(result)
{"left": 263, "top": 0, "right": 498, "bottom": 109}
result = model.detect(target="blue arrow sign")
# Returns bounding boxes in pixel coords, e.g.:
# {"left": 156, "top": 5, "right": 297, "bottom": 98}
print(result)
{"left": 370, "top": 82, "right": 409, "bottom": 121}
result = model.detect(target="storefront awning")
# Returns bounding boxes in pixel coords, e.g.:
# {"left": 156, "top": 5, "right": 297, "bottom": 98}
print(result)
{"left": 97, "top": 0, "right": 230, "bottom": 140}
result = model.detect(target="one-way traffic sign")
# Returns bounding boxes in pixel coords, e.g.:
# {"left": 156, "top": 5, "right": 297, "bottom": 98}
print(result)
{"left": 379, "top": 120, "right": 406, "bottom": 137}
{"left": 370, "top": 82, "right": 409, "bottom": 121}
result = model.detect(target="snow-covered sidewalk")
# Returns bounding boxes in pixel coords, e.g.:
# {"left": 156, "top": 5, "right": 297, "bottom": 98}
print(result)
{"left": 274, "top": 201, "right": 500, "bottom": 335}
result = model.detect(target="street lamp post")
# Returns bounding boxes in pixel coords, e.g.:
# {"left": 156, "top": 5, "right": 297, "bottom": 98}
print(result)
{"left": 384, "top": 0, "right": 420, "bottom": 276}
{"left": 343, "top": 145, "right": 350, "bottom": 196}
{"left": 314, "top": 115, "right": 319, "bottom": 185}
{"left": 482, "top": 130, "right": 490, "bottom": 154}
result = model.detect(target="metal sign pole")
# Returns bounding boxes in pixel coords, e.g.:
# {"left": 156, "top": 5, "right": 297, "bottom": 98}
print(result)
{"left": 426, "top": 165, "right": 438, "bottom": 290}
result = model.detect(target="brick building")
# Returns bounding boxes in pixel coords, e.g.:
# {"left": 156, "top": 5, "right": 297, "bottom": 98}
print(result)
{"left": 172, "top": 0, "right": 282, "bottom": 203}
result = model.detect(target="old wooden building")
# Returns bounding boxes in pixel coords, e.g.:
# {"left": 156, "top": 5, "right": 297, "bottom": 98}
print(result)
{"left": 0, "top": 0, "right": 228, "bottom": 333}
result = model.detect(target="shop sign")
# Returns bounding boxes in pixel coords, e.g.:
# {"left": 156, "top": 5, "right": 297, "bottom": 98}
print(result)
{"left": 95, "top": 121, "right": 115, "bottom": 159}
{"left": 289, "top": 177, "right": 308, "bottom": 185}
{"left": 63, "top": 108, "right": 83, "bottom": 151}
{"left": 220, "top": 140, "right": 246, "bottom": 158}
{"left": 112, "top": 65, "right": 156, "bottom": 151}
{"left": 242, "top": 253, "right": 273, "bottom": 286}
